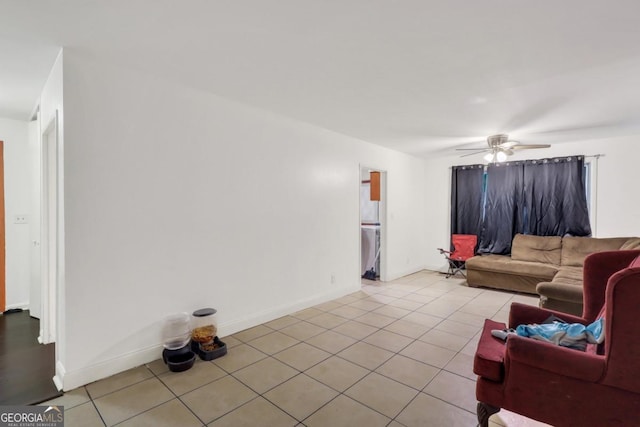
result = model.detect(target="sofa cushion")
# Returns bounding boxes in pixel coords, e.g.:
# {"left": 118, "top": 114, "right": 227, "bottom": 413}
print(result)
{"left": 551, "top": 266, "right": 583, "bottom": 286}
{"left": 466, "top": 255, "right": 559, "bottom": 280}
{"left": 511, "top": 234, "right": 562, "bottom": 265}
{"left": 561, "top": 237, "right": 632, "bottom": 267}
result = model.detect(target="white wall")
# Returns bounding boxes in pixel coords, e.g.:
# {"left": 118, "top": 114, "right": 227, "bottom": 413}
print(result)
{"left": 59, "top": 49, "right": 428, "bottom": 389}
{"left": 423, "top": 137, "right": 640, "bottom": 269}
{"left": 0, "top": 117, "right": 31, "bottom": 309}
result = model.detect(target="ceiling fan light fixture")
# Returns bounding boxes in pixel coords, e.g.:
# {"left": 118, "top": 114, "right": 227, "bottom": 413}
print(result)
{"left": 484, "top": 152, "right": 495, "bottom": 162}
{"left": 496, "top": 151, "right": 507, "bottom": 162}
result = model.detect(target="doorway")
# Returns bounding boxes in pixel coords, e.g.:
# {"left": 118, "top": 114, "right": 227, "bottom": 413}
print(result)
{"left": 359, "top": 166, "right": 386, "bottom": 282}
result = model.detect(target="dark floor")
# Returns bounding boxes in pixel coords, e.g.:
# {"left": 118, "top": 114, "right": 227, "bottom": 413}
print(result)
{"left": 0, "top": 309, "right": 61, "bottom": 405}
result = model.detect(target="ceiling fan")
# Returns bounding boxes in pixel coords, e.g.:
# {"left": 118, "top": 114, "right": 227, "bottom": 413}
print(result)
{"left": 456, "top": 134, "right": 551, "bottom": 162}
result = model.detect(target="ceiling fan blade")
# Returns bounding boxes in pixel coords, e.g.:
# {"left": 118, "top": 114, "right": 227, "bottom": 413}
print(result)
{"left": 459, "top": 150, "right": 488, "bottom": 158}
{"left": 499, "top": 141, "right": 519, "bottom": 149}
{"left": 510, "top": 144, "right": 551, "bottom": 149}
{"left": 502, "top": 148, "right": 514, "bottom": 156}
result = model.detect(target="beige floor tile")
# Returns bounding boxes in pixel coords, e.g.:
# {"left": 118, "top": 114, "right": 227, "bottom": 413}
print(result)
{"left": 372, "top": 304, "right": 411, "bottom": 319}
{"left": 418, "top": 328, "right": 471, "bottom": 352}
{"left": 348, "top": 299, "right": 383, "bottom": 311}
{"left": 232, "top": 325, "right": 273, "bottom": 342}
{"left": 423, "top": 370, "right": 477, "bottom": 413}
{"left": 458, "top": 303, "right": 502, "bottom": 318}
{"left": 159, "top": 360, "right": 227, "bottom": 395}
{"left": 274, "top": 342, "right": 331, "bottom": 371}
{"left": 181, "top": 375, "right": 257, "bottom": 424}
{"left": 291, "top": 307, "right": 324, "bottom": 320}
{"left": 331, "top": 321, "right": 378, "bottom": 340}
{"left": 219, "top": 335, "right": 242, "bottom": 349}
{"left": 86, "top": 366, "right": 153, "bottom": 399}
{"left": 400, "top": 340, "right": 457, "bottom": 368}
{"left": 305, "top": 312, "right": 348, "bottom": 329}
{"left": 146, "top": 358, "right": 170, "bottom": 376}
{"left": 354, "top": 312, "right": 395, "bottom": 328}
{"left": 460, "top": 335, "right": 481, "bottom": 357}
{"left": 414, "top": 287, "right": 449, "bottom": 298}
{"left": 345, "top": 372, "right": 418, "bottom": 418}
{"left": 492, "top": 310, "right": 510, "bottom": 324}
{"left": 448, "top": 310, "right": 487, "bottom": 326}
{"left": 213, "top": 344, "right": 266, "bottom": 373}
{"left": 329, "top": 305, "right": 368, "bottom": 320}
{"left": 64, "top": 402, "right": 105, "bottom": 427}
{"left": 444, "top": 352, "right": 477, "bottom": 380}
{"left": 434, "top": 318, "right": 482, "bottom": 339}
{"left": 209, "top": 397, "right": 297, "bottom": 427}
{"left": 305, "top": 356, "right": 370, "bottom": 392}
{"left": 364, "top": 294, "right": 397, "bottom": 304}
{"left": 337, "top": 341, "right": 394, "bottom": 370}
{"left": 333, "top": 295, "right": 361, "bottom": 305}
{"left": 303, "top": 394, "right": 390, "bottom": 427}
{"left": 247, "top": 331, "right": 299, "bottom": 355}
{"left": 264, "top": 374, "right": 338, "bottom": 420}
{"left": 375, "top": 354, "right": 440, "bottom": 390}
{"left": 117, "top": 398, "right": 202, "bottom": 427}
{"left": 402, "top": 293, "right": 437, "bottom": 304}
{"left": 93, "top": 378, "right": 174, "bottom": 426}
{"left": 386, "top": 298, "right": 424, "bottom": 311}
{"left": 348, "top": 290, "right": 372, "bottom": 299}
{"left": 384, "top": 319, "right": 431, "bottom": 339}
{"left": 379, "top": 288, "right": 412, "bottom": 298}
{"left": 417, "top": 301, "right": 458, "bottom": 318}
{"left": 313, "top": 300, "right": 344, "bottom": 312}
{"left": 403, "top": 311, "right": 444, "bottom": 328}
{"left": 305, "top": 330, "right": 357, "bottom": 353}
{"left": 41, "top": 386, "right": 91, "bottom": 410}
{"left": 396, "top": 392, "right": 477, "bottom": 427}
{"left": 279, "top": 321, "right": 326, "bottom": 341}
{"left": 264, "top": 316, "right": 300, "bottom": 330}
{"left": 362, "top": 329, "right": 413, "bottom": 353}
{"left": 233, "top": 357, "right": 298, "bottom": 393}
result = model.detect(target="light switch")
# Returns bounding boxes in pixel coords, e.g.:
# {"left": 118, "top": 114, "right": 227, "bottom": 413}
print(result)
{"left": 13, "top": 215, "right": 28, "bottom": 224}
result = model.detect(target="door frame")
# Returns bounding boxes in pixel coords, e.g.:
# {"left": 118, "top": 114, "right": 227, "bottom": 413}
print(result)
{"left": 0, "top": 141, "right": 4, "bottom": 312}
{"left": 40, "top": 111, "right": 59, "bottom": 344}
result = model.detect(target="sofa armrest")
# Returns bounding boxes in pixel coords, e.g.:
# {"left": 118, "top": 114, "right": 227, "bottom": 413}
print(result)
{"left": 505, "top": 335, "right": 605, "bottom": 382}
{"left": 508, "top": 302, "right": 586, "bottom": 329}
{"left": 582, "top": 250, "right": 640, "bottom": 321}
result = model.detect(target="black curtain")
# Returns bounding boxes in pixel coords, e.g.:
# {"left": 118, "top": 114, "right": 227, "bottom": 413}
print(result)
{"left": 478, "top": 162, "right": 525, "bottom": 255}
{"left": 450, "top": 165, "right": 484, "bottom": 240}
{"left": 523, "top": 156, "right": 591, "bottom": 236}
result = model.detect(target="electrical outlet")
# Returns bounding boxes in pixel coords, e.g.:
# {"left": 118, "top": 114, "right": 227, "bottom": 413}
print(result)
{"left": 13, "top": 215, "right": 28, "bottom": 224}
{"left": 330, "top": 273, "right": 336, "bottom": 284}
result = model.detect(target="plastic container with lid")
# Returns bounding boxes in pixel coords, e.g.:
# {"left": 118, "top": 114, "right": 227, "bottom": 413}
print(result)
{"left": 162, "top": 312, "right": 191, "bottom": 350}
{"left": 191, "top": 308, "right": 218, "bottom": 344}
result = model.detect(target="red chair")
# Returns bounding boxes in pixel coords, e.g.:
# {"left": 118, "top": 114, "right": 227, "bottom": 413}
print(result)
{"left": 438, "top": 234, "right": 477, "bottom": 278}
{"left": 473, "top": 250, "right": 640, "bottom": 427}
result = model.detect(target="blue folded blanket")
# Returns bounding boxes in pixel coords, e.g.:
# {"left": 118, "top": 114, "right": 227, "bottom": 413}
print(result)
{"left": 515, "top": 318, "right": 605, "bottom": 351}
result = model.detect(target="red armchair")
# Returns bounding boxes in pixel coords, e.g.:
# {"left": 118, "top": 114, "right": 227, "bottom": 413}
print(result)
{"left": 473, "top": 250, "right": 640, "bottom": 427}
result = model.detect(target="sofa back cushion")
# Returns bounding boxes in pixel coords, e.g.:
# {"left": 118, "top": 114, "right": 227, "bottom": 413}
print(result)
{"left": 561, "top": 237, "right": 633, "bottom": 267}
{"left": 511, "top": 234, "right": 562, "bottom": 265}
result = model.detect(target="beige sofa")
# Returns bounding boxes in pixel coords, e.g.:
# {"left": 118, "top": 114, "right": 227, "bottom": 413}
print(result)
{"left": 465, "top": 234, "right": 640, "bottom": 315}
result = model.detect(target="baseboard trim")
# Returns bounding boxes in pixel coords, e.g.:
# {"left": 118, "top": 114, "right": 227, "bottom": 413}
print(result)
{"left": 5, "top": 301, "right": 29, "bottom": 311}
{"left": 59, "top": 285, "right": 360, "bottom": 390}
{"left": 385, "top": 265, "right": 429, "bottom": 282}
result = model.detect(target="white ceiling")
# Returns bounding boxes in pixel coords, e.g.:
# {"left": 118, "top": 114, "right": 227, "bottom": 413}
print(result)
{"left": 2, "top": 0, "right": 640, "bottom": 157}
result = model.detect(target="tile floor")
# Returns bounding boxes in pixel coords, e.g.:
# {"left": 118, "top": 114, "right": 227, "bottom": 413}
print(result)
{"left": 43, "top": 270, "right": 551, "bottom": 426}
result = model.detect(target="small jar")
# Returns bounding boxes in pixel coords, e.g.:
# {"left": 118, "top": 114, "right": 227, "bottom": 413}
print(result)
{"left": 191, "top": 308, "right": 218, "bottom": 344}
